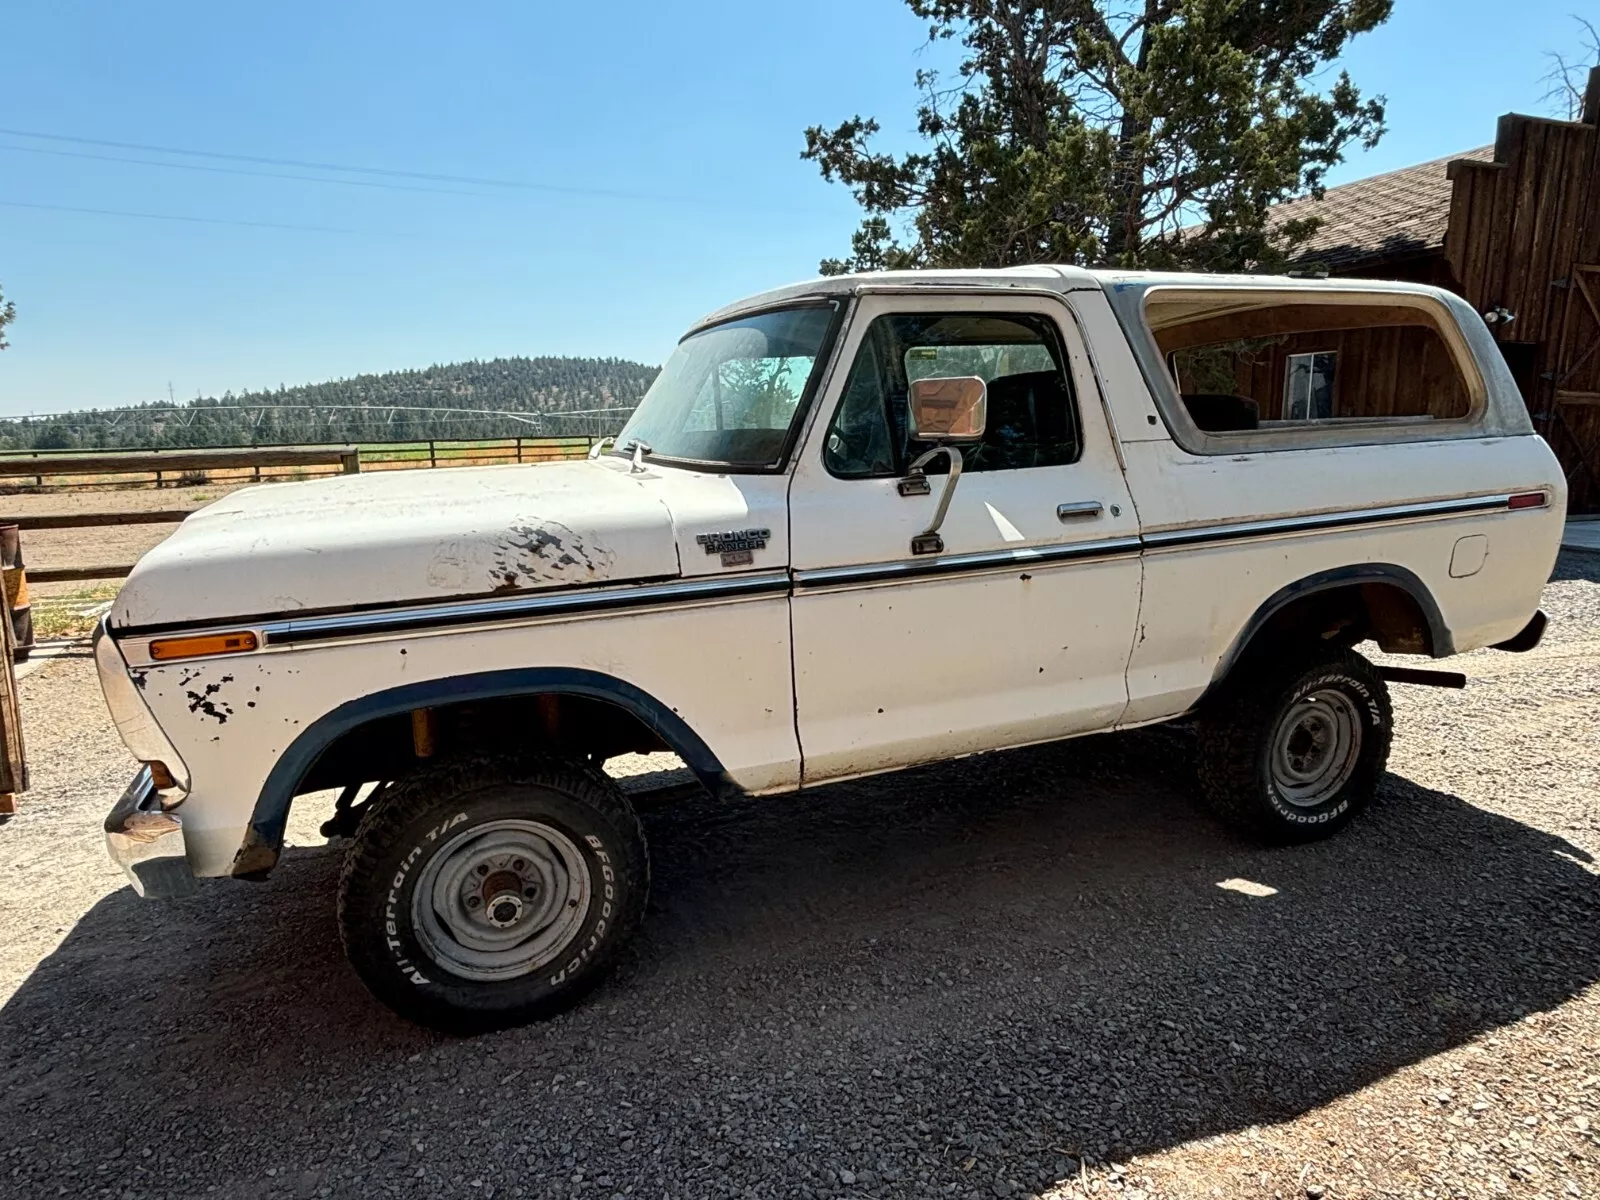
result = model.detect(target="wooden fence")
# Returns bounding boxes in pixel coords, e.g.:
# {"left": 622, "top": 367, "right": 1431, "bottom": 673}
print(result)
{"left": 0, "top": 445, "right": 359, "bottom": 492}
{"left": 362, "top": 437, "right": 598, "bottom": 472}
{"left": 0, "top": 437, "right": 597, "bottom": 493}
{"left": 5, "top": 437, "right": 602, "bottom": 586}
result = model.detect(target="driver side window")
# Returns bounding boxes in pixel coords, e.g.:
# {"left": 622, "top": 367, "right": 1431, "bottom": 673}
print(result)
{"left": 823, "top": 312, "right": 1081, "bottom": 478}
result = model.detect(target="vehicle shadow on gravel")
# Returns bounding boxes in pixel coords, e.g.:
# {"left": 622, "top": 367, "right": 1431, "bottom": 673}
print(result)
{"left": 1550, "top": 548, "right": 1600, "bottom": 583}
{"left": 5, "top": 726, "right": 1599, "bottom": 1198}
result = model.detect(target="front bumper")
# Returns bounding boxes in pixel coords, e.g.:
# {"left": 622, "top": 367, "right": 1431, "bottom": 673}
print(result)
{"left": 105, "top": 766, "right": 197, "bottom": 899}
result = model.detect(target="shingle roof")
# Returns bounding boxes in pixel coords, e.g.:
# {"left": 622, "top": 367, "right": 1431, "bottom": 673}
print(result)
{"left": 1272, "top": 146, "right": 1494, "bottom": 268}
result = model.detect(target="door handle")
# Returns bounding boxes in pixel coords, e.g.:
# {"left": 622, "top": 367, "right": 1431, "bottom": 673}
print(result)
{"left": 1056, "top": 500, "right": 1104, "bottom": 521}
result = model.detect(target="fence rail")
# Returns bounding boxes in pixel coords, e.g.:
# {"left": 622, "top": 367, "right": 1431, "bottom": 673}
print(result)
{"left": 32, "top": 565, "right": 131, "bottom": 584}
{"left": 10, "top": 510, "right": 196, "bottom": 531}
{"left": 361, "top": 437, "right": 597, "bottom": 470}
{"left": 0, "top": 446, "right": 360, "bottom": 476}
{"left": 0, "top": 437, "right": 599, "bottom": 493}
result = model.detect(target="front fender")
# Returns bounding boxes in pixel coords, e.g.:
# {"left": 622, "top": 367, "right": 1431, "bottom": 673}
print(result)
{"left": 239, "top": 667, "right": 734, "bottom": 875}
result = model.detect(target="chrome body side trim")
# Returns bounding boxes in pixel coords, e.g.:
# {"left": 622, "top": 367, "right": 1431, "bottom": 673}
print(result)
{"left": 1142, "top": 494, "right": 1521, "bottom": 550}
{"left": 262, "top": 570, "right": 792, "bottom": 647}
{"left": 793, "top": 536, "right": 1143, "bottom": 590}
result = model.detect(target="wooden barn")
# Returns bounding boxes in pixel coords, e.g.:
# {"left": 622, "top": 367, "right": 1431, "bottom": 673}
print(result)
{"left": 1269, "top": 65, "right": 1600, "bottom": 511}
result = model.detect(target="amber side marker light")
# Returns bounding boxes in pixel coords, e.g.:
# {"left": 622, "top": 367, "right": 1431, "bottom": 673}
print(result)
{"left": 148, "top": 631, "right": 259, "bottom": 661}
{"left": 1508, "top": 492, "right": 1548, "bottom": 510}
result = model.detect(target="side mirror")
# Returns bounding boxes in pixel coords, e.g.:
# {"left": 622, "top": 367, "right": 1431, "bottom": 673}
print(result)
{"left": 909, "top": 376, "right": 987, "bottom": 442}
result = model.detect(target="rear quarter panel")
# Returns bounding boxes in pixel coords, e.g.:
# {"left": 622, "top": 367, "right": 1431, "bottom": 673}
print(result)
{"left": 1121, "top": 433, "right": 1565, "bottom": 724}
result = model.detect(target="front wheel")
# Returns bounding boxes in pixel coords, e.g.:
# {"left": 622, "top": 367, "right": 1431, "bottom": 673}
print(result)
{"left": 337, "top": 755, "right": 648, "bottom": 1032}
{"left": 1196, "top": 648, "right": 1393, "bottom": 843}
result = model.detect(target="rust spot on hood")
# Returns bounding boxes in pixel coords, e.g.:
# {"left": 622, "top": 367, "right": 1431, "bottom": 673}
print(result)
{"left": 492, "top": 520, "right": 617, "bottom": 591}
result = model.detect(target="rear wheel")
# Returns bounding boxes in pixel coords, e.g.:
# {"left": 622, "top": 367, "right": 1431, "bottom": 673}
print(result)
{"left": 337, "top": 755, "right": 648, "bottom": 1032}
{"left": 1196, "top": 648, "right": 1392, "bottom": 842}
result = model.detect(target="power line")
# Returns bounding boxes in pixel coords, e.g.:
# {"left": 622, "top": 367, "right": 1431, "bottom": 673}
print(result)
{"left": 0, "top": 199, "right": 412, "bottom": 237}
{"left": 0, "top": 125, "right": 691, "bottom": 204}
{"left": 0, "top": 141, "right": 506, "bottom": 200}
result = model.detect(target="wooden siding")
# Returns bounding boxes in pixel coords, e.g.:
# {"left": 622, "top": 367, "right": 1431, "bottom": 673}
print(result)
{"left": 1170, "top": 325, "right": 1470, "bottom": 423}
{"left": 1443, "top": 72, "right": 1600, "bottom": 509}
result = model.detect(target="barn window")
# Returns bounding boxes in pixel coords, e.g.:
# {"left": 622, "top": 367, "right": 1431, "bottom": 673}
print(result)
{"left": 1283, "top": 351, "right": 1337, "bottom": 420}
{"left": 1144, "top": 289, "right": 1482, "bottom": 440}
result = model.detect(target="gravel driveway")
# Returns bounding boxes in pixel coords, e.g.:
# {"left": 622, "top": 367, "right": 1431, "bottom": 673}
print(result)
{"left": 3, "top": 554, "right": 1599, "bottom": 1200}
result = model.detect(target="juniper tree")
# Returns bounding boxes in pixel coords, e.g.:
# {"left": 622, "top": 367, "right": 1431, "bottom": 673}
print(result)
{"left": 803, "top": 0, "right": 1391, "bottom": 273}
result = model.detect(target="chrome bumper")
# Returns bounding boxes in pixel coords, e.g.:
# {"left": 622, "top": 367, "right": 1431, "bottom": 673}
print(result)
{"left": 105, "top": 766, "right": 197, "bottom": 898}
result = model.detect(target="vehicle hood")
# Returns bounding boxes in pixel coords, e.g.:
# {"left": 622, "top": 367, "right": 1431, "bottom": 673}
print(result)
{"left": 111, "top": 460, "right": 683, "bottom": 629}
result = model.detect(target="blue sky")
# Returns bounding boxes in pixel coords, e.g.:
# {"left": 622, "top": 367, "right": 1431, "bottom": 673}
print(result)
{"left": 0, "top": 0, "right": 1591, "bottom": 416}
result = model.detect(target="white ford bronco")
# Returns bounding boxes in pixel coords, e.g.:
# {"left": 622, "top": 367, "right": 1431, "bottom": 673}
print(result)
{"left": 96, "top": 267, "right": 1565, "bottom": 1030}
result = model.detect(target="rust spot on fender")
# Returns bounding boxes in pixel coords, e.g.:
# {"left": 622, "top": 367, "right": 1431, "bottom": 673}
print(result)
{"left": 184, "top": 674, "right": 235, "bottom": 724}
{"left": 231, "top": 828, "right": 279, "bottom": 877}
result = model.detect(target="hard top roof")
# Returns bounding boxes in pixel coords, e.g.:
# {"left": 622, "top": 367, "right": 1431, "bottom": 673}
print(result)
{"left": 689, "top": 266, "right": 1459, "bottom": 334}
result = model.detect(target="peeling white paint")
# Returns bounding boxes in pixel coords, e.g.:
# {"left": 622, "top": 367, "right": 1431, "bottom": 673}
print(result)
{"left": 112, "top": 460, "right": 684, "bottom": 627}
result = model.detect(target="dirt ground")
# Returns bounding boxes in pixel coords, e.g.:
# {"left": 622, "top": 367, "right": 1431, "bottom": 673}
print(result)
{"left": 1, "top": 554, "right": 1599, "bottom": 1200}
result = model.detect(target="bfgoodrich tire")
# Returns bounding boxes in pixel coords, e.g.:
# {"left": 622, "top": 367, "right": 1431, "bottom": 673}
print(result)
{"left": 1196, "top": 648, "right": 1392, "bottom": 843}
{"left": 337, "top": 755, "right": 648, "bottom": 1033}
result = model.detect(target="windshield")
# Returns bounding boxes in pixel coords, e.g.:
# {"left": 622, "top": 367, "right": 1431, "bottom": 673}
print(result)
{"left": 613, "top": 303, "right": 839, "bottom": 470}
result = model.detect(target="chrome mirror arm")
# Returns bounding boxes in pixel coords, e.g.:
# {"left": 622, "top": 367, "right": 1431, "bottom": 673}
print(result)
{"left": 904, "top": 445, "right": 965, "bottom": 556}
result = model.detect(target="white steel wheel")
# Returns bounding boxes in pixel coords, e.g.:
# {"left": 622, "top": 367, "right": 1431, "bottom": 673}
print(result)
{"left": 413, "top": 819, "right": 591, "bottom": 982}
{"left": 1268, "top": 689, "right": 1363, "bottom": 808}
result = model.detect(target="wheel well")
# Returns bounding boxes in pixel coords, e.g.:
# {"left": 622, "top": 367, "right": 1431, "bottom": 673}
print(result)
{"left": 236, "top": 669, "right": 732, "bottom": 877}
{"left": 1218, "top": 569, "right": 1449, "bottom": 685}
{"left": 295, "top": 691, "right": 672, "bottom": 797}
{"left": 1258, "top": 582, "right": 1433, "bottom": 655}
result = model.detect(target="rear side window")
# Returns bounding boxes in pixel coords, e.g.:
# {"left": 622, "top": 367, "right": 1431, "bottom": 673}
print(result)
{"left": 1148, "top": 294, "right": 1477, "bottom": 436}
{"left": 824, "top": 312, "right": 1081, "bottom": 477}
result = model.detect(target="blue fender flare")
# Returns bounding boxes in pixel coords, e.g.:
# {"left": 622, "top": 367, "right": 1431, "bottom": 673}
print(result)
{"left": 1210, "top": 562, "right": 1454, "bottom": 686}
{"left": 237, "top": 667, "right": 732, "bottom": 874}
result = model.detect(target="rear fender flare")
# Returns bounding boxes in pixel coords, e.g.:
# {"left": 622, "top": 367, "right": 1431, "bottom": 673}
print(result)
{"left": 1209, "top": 563, "right": 1453, "bottom": 688}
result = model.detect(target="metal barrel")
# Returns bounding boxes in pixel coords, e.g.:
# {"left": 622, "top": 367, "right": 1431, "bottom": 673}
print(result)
{"left": 0, "top": 525, "right": 34, "bottom": 662}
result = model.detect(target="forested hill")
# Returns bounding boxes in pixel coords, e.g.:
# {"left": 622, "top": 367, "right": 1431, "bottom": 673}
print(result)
{"left": 1, "top": 355, "right": 661, "bottom": 450}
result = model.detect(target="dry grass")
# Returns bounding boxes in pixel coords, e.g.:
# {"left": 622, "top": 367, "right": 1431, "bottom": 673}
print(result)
{"left": 30, "top": 583, "right": 120, "bottom": 639}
